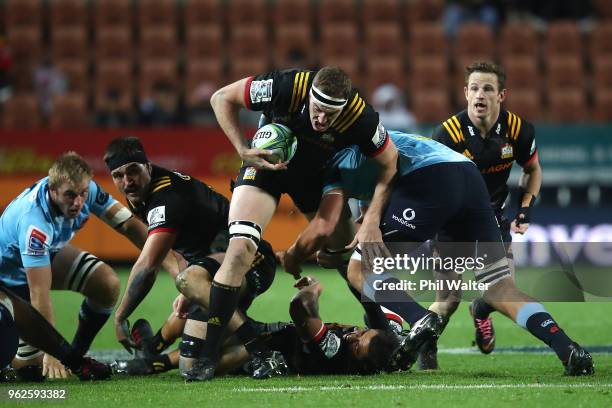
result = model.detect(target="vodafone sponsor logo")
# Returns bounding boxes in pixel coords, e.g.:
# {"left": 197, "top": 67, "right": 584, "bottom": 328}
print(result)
{"left": 392, "top": 208, "right": 416, "bottom": 230}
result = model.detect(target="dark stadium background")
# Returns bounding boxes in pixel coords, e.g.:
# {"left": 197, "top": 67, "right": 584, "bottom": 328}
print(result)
{"left": 0, "top": 0, "right": 610, "bottom": 266}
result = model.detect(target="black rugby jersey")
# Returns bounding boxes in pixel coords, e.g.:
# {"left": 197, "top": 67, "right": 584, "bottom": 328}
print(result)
{"left": 127, "top": 165, "right": 230, "bottom": 261}
{"left": 266, "top": 323, "right": 360, "bottom": 375}
{"left": 245, "top": 69, "right": 389, "bottom": 169}
{"left": 432, "top": 109, "right": 537, "bottom": 209}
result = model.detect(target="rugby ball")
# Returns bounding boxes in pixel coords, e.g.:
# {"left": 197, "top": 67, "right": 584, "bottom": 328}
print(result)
{"left": 251, "top": 123, "right": 298, "bottom": 164}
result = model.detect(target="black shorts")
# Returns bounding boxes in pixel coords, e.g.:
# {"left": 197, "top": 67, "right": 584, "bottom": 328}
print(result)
{"left": 381, "top": 162, "right": 506, "bottom": 260}
{"left": 7, "top": 285, "right": 30, "bottom": 302}
{"left": 233, "top": 144, "right": 325, "bottom": 214}
{"left": 0, "top": 303, "right": 18, "bottom": 367}
{"left": 187, "top": 240, "right": 276, "bottom": 311}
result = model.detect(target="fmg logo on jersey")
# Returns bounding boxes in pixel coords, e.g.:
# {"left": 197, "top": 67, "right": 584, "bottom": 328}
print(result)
{"left": 26, "top": 226, "right": 48, "bottom": 256}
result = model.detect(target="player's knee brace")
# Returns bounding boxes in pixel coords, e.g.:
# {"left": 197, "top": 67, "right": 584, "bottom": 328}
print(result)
{"left": 229, "top": 220, "right": 262, "bottom": 250}
{"left": 179, "top": 334, "right": 205, "bottom": 360}
{"left": 63, "top": 252, "right": 104, "bottom": 293}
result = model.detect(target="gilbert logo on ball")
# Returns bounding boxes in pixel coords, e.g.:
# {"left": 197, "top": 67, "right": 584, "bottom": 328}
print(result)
{"left": 251, "top": 123, "right": 298, "bottom": 164}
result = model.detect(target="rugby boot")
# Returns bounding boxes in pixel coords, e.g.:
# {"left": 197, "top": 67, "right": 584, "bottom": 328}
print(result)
{"left": 112, "top": 358, "right": 154, "bottom": 376}
{"left": 0, "top": 367, "right": 17, "bottom": 382}
{"left": 469, "top": 299, "right": 495, "bottom": 354}
{"left": 73, "top": 357, "right": 112, "bottom": 381}
{"left": 131, "top": 318, "right": 156, "bottom": 359}
{"left": 564, "top": 343, "right": 594, "bottom": 376}
{"left": 417, "top": 338, "right": 439, "bottom": 370}
{"left": 251, "top": 351, "right": 289, "bottom": 379}
{"left": 364, "top": 310, "right": 404, "bottom": 335}
{"left": 388, "top": 311, "right": 444, "bottom": 371}
{"left": 15, "top": 365, "right": 45, "bottom": 382}
{"left": 181, "top": 356, "right": 216, "bottom": 382}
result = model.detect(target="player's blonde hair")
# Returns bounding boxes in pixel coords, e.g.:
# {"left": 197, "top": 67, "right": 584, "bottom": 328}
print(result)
{"left": 48, "top": 151, "right": 93, "bottom": 189}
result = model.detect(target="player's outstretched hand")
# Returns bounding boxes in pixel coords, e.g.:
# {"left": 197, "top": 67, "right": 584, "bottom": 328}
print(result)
{"left": 114, "top": 319, "right": 134, "bottom": 354}
{"left": 240, "top": 148, "right": 288, "bottom": 171}
{"left": 43, "top": 353, "right": 70, "bottom": 379}
{"left": 346, "top": 223, "right": 392, "bottom": 271}
{"left": 275, "top": 250, "right": 302, "bottom": 279}
{"left": 173, "top": 293, "right": 191, "bottom": 319}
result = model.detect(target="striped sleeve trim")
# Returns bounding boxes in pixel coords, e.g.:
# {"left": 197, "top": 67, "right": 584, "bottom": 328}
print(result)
{"left": 333, "top": 94, "right": 365, "bottom": 133}
{"left": 151, "top": 176, "right": 171, "bottom": 193}
{"left": 290, "top": 71, "right": 310, "bottom": 112}
{"left": 507, "top": 111, "right": 522, "bottom": 141}
{"left": 442, "top": 115, "right": 464, "bottom": 144}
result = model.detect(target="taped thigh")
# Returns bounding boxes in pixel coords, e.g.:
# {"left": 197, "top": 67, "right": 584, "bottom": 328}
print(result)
{"left": 62, "top": 251, "right": 104, "bottom": 293}
{"left": 229, "top": 220, "right": 262, "bottom": 250}
{"left": 474, "top": 257, "right": 512, "bottom": 286}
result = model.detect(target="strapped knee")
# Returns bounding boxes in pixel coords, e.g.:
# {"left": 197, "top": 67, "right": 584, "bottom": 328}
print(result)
{"left": 229, "top": 220, "right": 262, "bottom": 250}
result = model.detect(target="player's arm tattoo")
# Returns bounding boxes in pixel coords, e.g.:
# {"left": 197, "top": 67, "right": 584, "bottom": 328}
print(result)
{"left": 115, "top": 266, "right": 156, "bottom": 322}
{"left": 290, "top": 282, "right": 323, "bottom": 322}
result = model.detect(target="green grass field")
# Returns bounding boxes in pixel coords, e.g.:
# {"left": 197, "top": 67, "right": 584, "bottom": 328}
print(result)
{"left": 2, "top": 266, "right": 611, "bottom": 407}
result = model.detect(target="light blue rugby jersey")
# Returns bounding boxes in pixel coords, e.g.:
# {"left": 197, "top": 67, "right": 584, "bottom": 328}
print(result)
{"left": 0, "top": 177, "right": 117, "bottom": 286}
{"left": 323, "top": 131, "right": 472, "bottom": 201}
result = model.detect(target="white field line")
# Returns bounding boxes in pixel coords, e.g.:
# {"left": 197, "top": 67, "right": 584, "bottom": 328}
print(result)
{"left": 234, "top": 383, "right": 612, "bottom": 393}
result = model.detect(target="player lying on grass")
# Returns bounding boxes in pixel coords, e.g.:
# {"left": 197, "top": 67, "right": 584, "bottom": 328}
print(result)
{"left": 0, "top": 283, "right": 111, "bottom": 382}
{"left": 103, "top": 136, "right": 283, "bottom": 378}
{"left": 278, "top": 130, "right": 594, "bottom": 376}
{"left": 0, "top": 152, "right": 150, "bottom": 379}
{"left": 114, "top": 276, "right": 399, "bottom": 377}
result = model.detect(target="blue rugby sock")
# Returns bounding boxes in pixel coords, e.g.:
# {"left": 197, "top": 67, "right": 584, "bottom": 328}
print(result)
{"left": 72, "top": 299, "right": 112, "bottom": 356}
{"left": 517, "top": 303, "right": 573, "bottom": 362}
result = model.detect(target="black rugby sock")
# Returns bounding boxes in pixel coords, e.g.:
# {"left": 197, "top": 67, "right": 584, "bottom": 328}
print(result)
{"left": 373, "top": 278, "right": 428, "bottom": 327}
{"left": 526, "top": 312, "right": 573, "bottom": 362}
{"left": 201, "top": 281, "right": 241, "bottom": 362}
{"left": 235, "top": 322, "right": 270, "bottom": 354}
{"left": 72, "top": 299, "right": 112, "bottom": 356}
{"left": 354, "top": 287, "right": 392, "bottom": 332}
{"left": 150, "top": 329, "right": 173, "bottom": 354}
{"left": 148, "top": 354, "right": 173, "bottom": 373}
{"left": 472, "top": 297, "right": 495, "bottom": 319}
